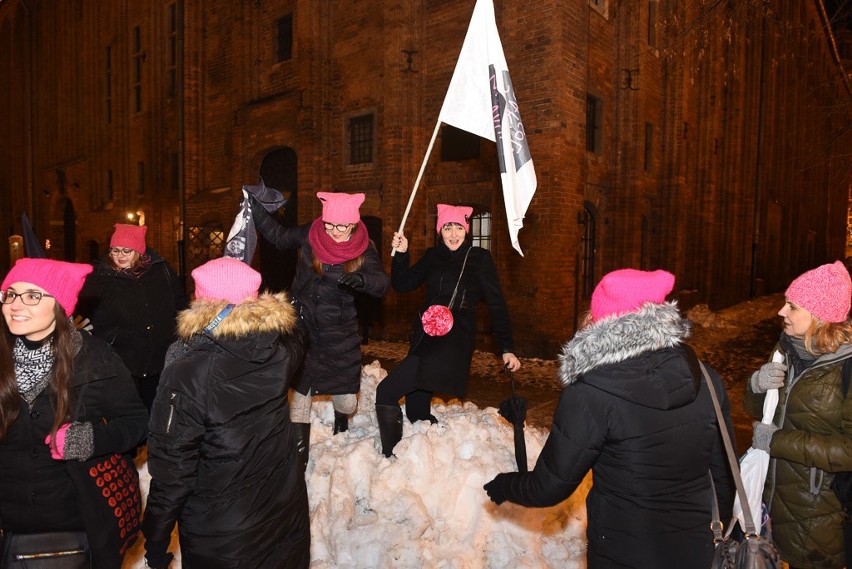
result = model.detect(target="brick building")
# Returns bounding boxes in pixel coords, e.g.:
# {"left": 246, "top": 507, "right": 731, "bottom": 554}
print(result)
{"left": 1, "top": 0, "right": 849, "bottom": 357}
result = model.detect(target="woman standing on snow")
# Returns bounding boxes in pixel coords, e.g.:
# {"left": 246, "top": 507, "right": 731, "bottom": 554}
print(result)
{"left": 744, "top": 260, "right": 852, "bottom": 569}
{"left": 484, "top": 268, "right": 735, "bottom": 569}
{"left": 377, "top": 204, "right": 520, "bottom": 458}
{"left": 0, "top": 258, "right": 148, "bottom": 567}
{"left": 142, "top": 257, "right": 310, "bottom": 569}
{"left": 77, "top": 223, "right": 188, "bottom": 411}
{"left": 251, "top": 191, "right": 389, "bottom": 457}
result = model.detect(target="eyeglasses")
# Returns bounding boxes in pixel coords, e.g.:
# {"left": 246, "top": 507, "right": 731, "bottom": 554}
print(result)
{"left": 0, "top": 290, "right": 55, "bottom": 306}
{"left": 324, "top": 222, "right": 353, "bottom": 232}
{"left": 109, "top": 247, "right": 135, "bottom": 256}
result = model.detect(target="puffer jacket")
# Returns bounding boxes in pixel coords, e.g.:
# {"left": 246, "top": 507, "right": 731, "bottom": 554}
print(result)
{"left": 0, "top": 332, "right": 148, "bottom": 533}
{"left": 494, "top": 302, "right": 735, "bottom": 569}
{"left": 744, "top": 341, "right": 852, "bottom": 569}
{"left": 252, "top": 212, "right": 389, "bottom": 395}
{"left": 142, "top": 292, "right": 310, "bottom": 569}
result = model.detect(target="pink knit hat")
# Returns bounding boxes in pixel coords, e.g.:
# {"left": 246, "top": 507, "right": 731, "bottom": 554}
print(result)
{"left": 316, "top": 192, "right": 365, "bottom": 225}
{"left": 436, "top": 204, "right": 473, "bottom": 233}
{"left": 1, "top": 258, "right": 94, "bottom": 315}
{"left": 191, "top": 257, "right": 262, "bottom": 305}
{"left": 785, "top": 261, "right": 851, "bottom": 323}
{"left": 110, "top": 224, "right": 147, "bottom": 254}
{"left": 590, "top": 268, "right": 676, "bottom": 322}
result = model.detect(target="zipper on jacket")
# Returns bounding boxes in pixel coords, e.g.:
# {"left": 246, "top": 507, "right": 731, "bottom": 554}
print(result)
{"left": 166, "top": 392, "right": 177, "bottom": 433}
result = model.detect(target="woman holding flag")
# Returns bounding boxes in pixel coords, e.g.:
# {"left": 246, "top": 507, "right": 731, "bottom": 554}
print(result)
{"left": 376, "top": 204, "right": 520, "bottom": 458}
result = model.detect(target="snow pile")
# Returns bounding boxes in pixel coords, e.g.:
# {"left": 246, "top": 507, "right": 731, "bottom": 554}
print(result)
{"left": 125, "top": 360, "right": 590, "bottom": 568}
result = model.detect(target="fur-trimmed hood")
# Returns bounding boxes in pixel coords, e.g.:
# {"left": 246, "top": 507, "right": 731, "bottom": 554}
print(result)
{"left": 176, "top": 291, "right": 298, "bottom": 339}
{"left": 558, "top": 302, "right": 695, "bottom": 410}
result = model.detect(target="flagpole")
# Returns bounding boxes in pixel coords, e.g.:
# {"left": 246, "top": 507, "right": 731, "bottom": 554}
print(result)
{"left": 392, "top": 118, "right": 442, "bottom": 256}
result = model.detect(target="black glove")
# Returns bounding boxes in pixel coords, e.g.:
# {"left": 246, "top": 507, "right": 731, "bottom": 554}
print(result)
{"left": 144, "top": 551, "right": 174, "bottom": 569}
{"left": 483, "top": 473, "right": 511, "bottom": 505}
{"left": 338, "top": 272, "right": 365, "bottom": 290}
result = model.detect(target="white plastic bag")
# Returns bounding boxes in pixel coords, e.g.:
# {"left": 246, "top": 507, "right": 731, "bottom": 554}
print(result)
{"left": 733, "top": 350, "right": 783, "bottom": 533}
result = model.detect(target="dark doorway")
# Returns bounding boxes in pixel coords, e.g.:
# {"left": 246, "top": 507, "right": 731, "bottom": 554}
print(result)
{"left": 257, "top": 148, "right": 298, "bottom": 292}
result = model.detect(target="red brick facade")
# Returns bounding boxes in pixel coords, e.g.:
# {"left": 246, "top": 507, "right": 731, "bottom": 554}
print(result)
{"left": 1, "top": 0, "right": 849, "bottom": 357}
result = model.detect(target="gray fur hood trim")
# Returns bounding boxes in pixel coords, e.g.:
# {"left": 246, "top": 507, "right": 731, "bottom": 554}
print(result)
{"left": 559, "top": 301, "right": 690, "bottom": 386}
{"left": 175, "top": 291, "right": 297, "bottom": 339}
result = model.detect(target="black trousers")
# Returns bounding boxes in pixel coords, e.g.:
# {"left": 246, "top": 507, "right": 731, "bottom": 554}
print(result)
{"left": 375, "top": 356, "right": 433, "bottom": 422}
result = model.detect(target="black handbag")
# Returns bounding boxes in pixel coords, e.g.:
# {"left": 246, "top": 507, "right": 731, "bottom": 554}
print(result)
{"left": 0, "top": 530, "right": 91, "bottom": 569}
{"left": 699, "top": 360, "right": 783, "bottom": 569}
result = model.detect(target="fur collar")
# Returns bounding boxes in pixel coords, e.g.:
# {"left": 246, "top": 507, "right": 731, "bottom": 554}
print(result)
{"left": 558, "top": 302, "right": 690, "bottom": 386}
{"left": 176, "top": 291, "right": 298, "bottom": 340}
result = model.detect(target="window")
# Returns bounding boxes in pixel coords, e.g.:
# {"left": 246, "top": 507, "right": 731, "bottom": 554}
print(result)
{"left": 469, "top": 211, "right": 492, "bottom": 251}
{"left": 166, "top": 3, "right": 180, "bottom": 98}
{"left": 136, "top": 161, "right": 145, "bottom": 195}
{"left": 579, "top": 204, "right": 596, "bottom": 298}
{"left": 586, "top": 94, "right": 603, "bottom": 154}
{"left": 648, "top": 0, "right": 658, "bottom": 48}
{"left": 188, "top": 223, "right": 226, "bottom": 269}
{"left": 106, "top": 169, "right": 114, "bottom": 202}
{"left": 644, "top": 122, "right": 654, "bottom": 171}
{"left": 105, "top": 47, "right": 112, "bottom": 123}
{"left": 441, "top": 125, "right": 481, "bottom": 161}
{"left": 275, "top": 14, "right": 293, "bottom": 63}
{"left": 348, "top": 114, "right": 374, "bottom": 165}
{"left": 132, "top": 26, "right": 143, "bottom": 113}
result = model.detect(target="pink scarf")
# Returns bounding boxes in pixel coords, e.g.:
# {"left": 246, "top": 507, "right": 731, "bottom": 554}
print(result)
{"left": 308, "top": 218, "right": 369, "bottom": 264}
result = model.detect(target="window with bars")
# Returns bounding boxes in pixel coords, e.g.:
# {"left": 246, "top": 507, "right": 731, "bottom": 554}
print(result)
{"left": 105, "top": 46, "right": 112, "bottom": 123}
{"left": 275, "top": 14, "right": 293, "bottom": 63}
{"left": 470, "top": 211, "right": 492, "bottom": 251}
{"left": 166, "top": 3, "right": 180, "bottom": 98}
{"left": 586, "top": 94, "right": 603, "bottom": 154}
{"left": 187, "top": 223, "right": 225, "bottom": 269}
{"left": 644, "top": 122, "right": 654, "bottom": 171}
{"left": 136, "top": 161, "right": 145, "bottom": 196}
{"left": 348, "top": 114, "right": 374, "bottom": 165}
{"left": 132, "top": 25, "right": 143, "bottom": 113}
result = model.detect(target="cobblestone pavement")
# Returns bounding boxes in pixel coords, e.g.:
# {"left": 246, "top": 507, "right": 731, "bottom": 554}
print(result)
{"left": 362, "top": 294, "right": 785, "bottom": 453}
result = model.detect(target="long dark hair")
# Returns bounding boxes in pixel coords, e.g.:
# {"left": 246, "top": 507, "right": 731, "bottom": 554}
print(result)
{"left": 0, "top": 304, "right": 77, "bottom": 442}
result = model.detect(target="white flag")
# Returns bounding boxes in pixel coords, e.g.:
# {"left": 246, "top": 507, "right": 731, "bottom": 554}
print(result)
{"left": 437, "top": 0, "right": 537, "bottom": 255}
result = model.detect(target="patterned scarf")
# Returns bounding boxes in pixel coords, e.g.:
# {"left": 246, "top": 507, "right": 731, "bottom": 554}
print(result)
{"left": 14, "top": 337, "right": 55, "bottom": 405}
{"left": 14, "top": 327, "right": 83, "bottom": 405}
{"left": 307, "top": 218, "right": 369, "bottom": 265}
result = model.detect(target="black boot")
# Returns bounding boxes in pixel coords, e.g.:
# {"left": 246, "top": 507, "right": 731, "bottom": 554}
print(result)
{"left": 333, "top": 410, "right": 349, "bottom": 435}
{"left": 376, "top": 404, "right": 403, "bottom": 458}
{"left": 293, "top": 422, "right": 310, "bottom": 472}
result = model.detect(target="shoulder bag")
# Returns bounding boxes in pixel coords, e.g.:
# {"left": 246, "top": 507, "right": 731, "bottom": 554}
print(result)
{"left": 63, "top": 383, "right": 142, "bottom": 568}
{"left": 700, "top": 360, "right": 782, "bottom": 569}
{"left": 421, "top": 248, "right": 472, "bottom": 337}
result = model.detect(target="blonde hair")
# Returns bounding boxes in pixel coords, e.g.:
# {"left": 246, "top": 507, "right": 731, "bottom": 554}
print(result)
{"left": 803, "top": 317, "right": 852, "bottom": 355}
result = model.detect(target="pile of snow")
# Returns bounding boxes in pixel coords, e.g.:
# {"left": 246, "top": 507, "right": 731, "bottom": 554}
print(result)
{"left": 125, "top": 360, "right": 590, "bottom": 568}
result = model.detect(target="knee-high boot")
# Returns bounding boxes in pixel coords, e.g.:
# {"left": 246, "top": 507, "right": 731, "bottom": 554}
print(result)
{"left": 375, "top": 404, "right": 403, "bottom": 458}
{"left": 293, "top": 422, "right": 311, "bottom": 472}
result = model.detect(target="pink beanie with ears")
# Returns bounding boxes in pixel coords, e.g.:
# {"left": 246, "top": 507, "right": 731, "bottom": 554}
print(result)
{"left": 785, "top": 261, "right": 851, "bottom": 323}
{"left": 191, "top": 258, "right": 262, "bottom": 305}
{"left": 436, "top": 204, "right": 473, "bottom": 233}
{"left": 590, "top": 268, "right": 676, "bottom": 322}
{"left": 110, "top": 224, "right": 147, "bottom": 254}
{"left": 1, "top": 258, "right": 94, "bottom": 315}
{"left": 316, "top": 192, "right": 365, "bottom": 225}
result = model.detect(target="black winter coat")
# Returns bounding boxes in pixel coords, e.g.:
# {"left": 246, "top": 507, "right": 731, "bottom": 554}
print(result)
{"left": 142, "top": 293, "right": 310, "bottom": 569}
{"left": 0, "top": 332, "right": 148, "bottom": 533}
{"left": 493, "top": 303, "right": 735, "bottom": 569}
{"left": 253, "top": 212, "right": 389, "bottom": 395}
{"left": 392, "top": 242, "right": 514, "bottom": 397}
{"left": 77, "top": 249, "right": 188, "bottom": 378}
